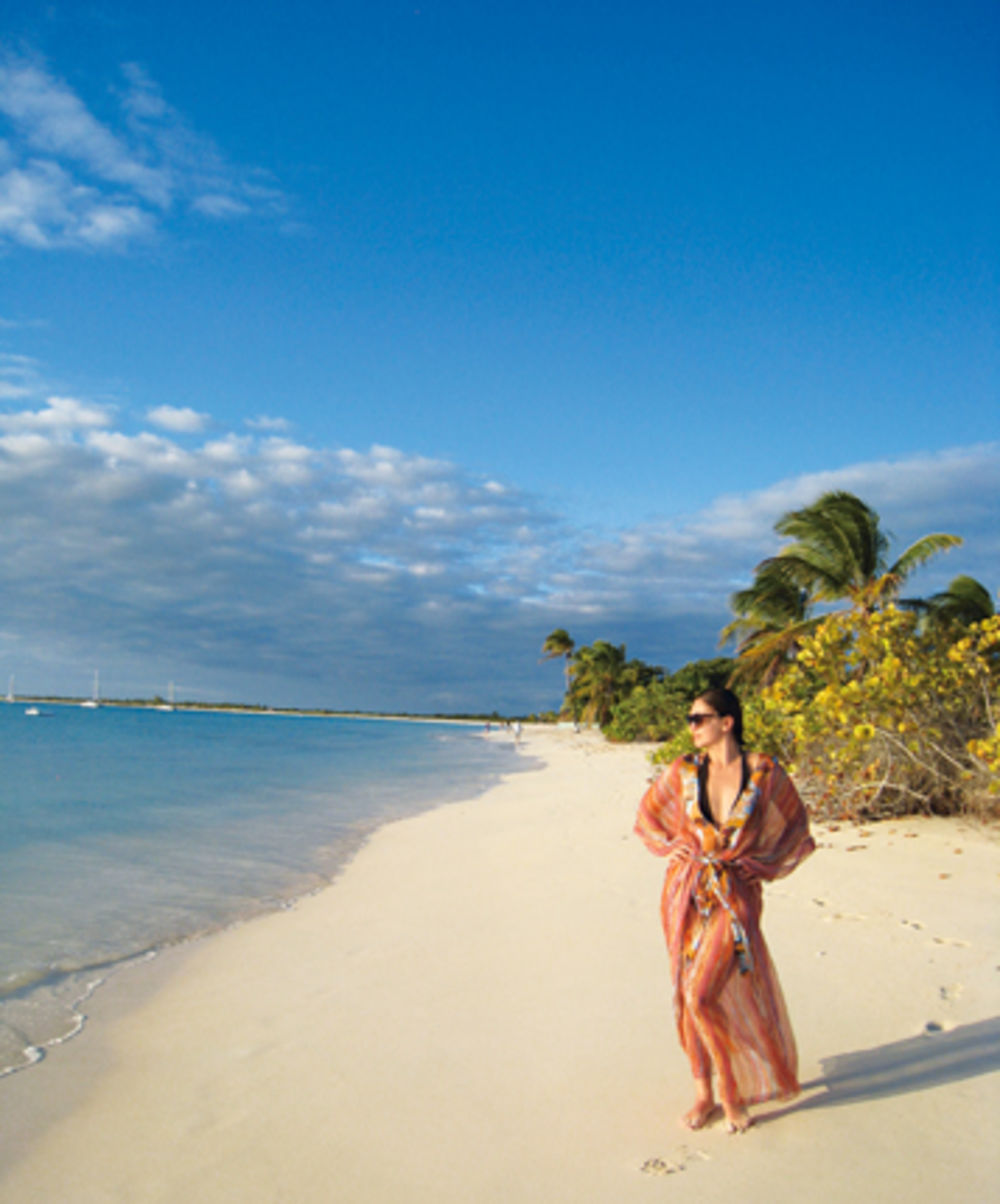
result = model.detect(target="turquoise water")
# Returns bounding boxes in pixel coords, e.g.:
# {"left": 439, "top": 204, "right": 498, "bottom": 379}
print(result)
{"left": 0, "top": 703, "right": 527, "bottom": 1075}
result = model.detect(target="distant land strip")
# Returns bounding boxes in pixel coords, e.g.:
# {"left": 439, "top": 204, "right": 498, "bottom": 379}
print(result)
{"left": 6, "top": 696, "right": 550, "bottom": 724}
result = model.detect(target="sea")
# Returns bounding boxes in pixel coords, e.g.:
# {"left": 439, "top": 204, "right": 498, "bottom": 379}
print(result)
{"left": 0, "top": 701, "right": 528, "bottom": 1076}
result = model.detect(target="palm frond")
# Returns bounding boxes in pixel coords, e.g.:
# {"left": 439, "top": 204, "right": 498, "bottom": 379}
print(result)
{"left": 774, "top": 491, "right": 886, "bottom": 590}
{"left": 757, "top": 552, "right": 845, "bottom": 602}
{"left": 727, "top": 616, "right": 821, "bottom": 686}
{"left": 889, "top": 533, "right": 963, "bottom": 580}
{"left": 923, "top": 574, "right": 996, "bottom": 629}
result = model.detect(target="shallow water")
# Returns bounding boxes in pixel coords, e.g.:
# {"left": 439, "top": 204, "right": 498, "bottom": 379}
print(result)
{"left": 0, "top": 703, "right": 527, "bottom": 1074}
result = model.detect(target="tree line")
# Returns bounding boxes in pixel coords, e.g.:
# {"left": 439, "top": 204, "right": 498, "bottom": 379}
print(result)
{"left": 542, "top": 491, "right": 998, "bottom": 818}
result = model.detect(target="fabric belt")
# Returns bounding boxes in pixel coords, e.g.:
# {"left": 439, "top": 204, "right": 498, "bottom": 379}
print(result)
{"left": 694, "top": 855, "right": 754, "bottom": 975}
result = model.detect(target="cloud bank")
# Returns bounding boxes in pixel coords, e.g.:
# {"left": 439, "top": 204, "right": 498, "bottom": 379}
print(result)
{"left": 0, "top": 49, "right": 285, "bottom": 250}
{"left": 1, "top": 385, "right": 996, "bottom": 711}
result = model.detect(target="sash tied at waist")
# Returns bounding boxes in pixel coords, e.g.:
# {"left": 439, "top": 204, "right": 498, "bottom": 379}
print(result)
{"left": 674, "top": 845, "right": 754, "bottom": 975}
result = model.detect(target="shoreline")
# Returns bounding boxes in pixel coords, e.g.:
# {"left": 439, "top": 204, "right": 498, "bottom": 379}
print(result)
{"left": 1, "top": 728, "right": 997, "bottom": 1201}
{"left": 0, "top": 719, "right": 531, "bottom": 1080}
{"left": 9, "top": 698, "right": 524, "bottom": 724}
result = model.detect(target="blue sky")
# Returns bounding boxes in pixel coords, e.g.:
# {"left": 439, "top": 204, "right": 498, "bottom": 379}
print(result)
{"left": 1, "top": 1, "right": 997, "bottom": 711}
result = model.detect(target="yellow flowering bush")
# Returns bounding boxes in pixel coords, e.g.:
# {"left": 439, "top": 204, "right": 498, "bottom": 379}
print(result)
{"left": 759, "top": 609, "right": 1000, "bottom": 818}
{"left": 649, "top": 610, "right": 999, "bottom": 818}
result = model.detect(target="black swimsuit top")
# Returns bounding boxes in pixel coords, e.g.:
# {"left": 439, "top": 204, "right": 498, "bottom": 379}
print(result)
{"left": 697, "top": 753, "right": 749, "bottom": 827}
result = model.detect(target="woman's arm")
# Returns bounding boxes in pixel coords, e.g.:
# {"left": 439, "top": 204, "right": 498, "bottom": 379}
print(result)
{"left": 634, "top": 758, "right": 685, "bottom": 856}
{"left": 740, "top": 760, "right": 815, "bottom": 881}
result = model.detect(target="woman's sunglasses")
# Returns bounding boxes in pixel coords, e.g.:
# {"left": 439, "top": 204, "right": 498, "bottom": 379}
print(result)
{"left": 686, "top": 712, "right": 718, "bottom": 727}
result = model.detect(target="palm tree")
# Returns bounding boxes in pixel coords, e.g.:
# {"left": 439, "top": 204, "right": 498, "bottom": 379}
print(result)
{"left": 758, "top": 491, "right": 961, "bottom": 615}
{"left": 726, "top": 491, "right": 962, "bottom": 683}
{"left": 541, "top": 628, "right": 575, "bottom": 695}
{"left": 721, "top": 566, "right": 813, "bottom": 685}
{"left": 567, "top": 640, "right": 627, "bottom": 727}
{"left": 916, "top": 575, "right": 995, "bottom": 635}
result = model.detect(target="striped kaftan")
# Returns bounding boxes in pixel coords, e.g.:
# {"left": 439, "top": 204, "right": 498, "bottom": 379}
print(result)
{"left": 635, "top": 753, "right": 815, "bottom": 1106}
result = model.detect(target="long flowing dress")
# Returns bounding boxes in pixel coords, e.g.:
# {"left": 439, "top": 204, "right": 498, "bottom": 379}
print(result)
{"left": 635, "top": 752, "right": 815, "bottom": 1106}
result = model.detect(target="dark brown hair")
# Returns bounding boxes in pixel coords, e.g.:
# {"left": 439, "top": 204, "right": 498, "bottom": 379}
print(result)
{"left": 695, "top": 687, "right": 744, "bottom": 747}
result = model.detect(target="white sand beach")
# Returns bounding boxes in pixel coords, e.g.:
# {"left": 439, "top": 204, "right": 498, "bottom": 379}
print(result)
{"left": 1, "top": 727, "right": 998, "bottom": 1202}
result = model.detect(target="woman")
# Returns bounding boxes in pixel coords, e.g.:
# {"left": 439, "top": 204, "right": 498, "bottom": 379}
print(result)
{"left": 635, "top": 687, "right": 814, "bottom": 1133}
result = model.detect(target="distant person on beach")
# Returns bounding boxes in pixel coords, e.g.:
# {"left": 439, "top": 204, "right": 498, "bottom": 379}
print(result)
{"left": 634, "top": 687, "right": 815, "bottom": 1133}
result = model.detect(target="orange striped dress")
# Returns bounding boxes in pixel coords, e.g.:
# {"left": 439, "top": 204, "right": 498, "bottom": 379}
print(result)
{"left": 635, "top": 753, "right": 815, "bottom": 1106}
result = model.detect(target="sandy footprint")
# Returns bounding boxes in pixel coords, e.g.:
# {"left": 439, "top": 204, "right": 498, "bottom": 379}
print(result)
{"left": 639, "top": 1157, "right": 684, "bottom": 1176}
{"left": 639, "top": 1146, "right": 711, "bottom": 1176}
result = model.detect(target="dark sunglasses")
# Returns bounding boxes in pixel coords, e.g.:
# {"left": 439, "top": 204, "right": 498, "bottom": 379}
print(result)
{"left": 686, "top": 712, "right": 718, "bottom": 727}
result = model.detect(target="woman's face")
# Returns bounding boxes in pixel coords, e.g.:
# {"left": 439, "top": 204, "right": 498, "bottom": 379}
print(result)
{"left": 687, "top": 700, "right": 731, "bottom": 749}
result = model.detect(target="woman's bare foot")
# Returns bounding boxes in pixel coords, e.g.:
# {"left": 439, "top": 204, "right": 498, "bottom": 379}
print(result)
{"left": 682, "top": 1098, "right": 719, "bottom": 1130}
{"left": 722, "top": 1103, "right": 753, "bottom": 1133}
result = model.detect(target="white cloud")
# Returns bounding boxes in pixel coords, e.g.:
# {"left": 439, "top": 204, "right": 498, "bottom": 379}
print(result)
{"left": 0, "top": 397, "right": 564, "bottom": 705}
{"left": 0, "top": 48, "right": 287, "bottom": 251}
{"left": 0, "top": 394, "right": 111, "bottom": 431}
{"left": 0, "top": 351, "right": 43, "bottom": 400}
{"left": 0, "top": 388, "right": 995, "bottom": 709}
{"left": 688, "top": 444, "right": 1000, "bottom": 558}
{"left": 190, "top": 194, "right": 250, "bottom": 218}
{"left": 0, "top": 56, "right": 171, "bottom": 203}
{"left": 0, "top": 157, "right": 154, "bottom": 248}
{"left": 0, "top": 430, "right": 57, "bottom": 459}
{"left": 259, "top": 439, "right": 313, "bottom": 486}
{"left": 222, "top": 467, "right": 264, "bottom": 498}
{"left": 245, "top": 415, "right": 291, "bottom": 433}
{"left": 0, "top": 315, "right": 47, "bottom": 330}
{"left": 261, "top": 437, "right": 311, "bottom": 463}
{"left": 146, "top": 405, "right": 209, "bottom": 433}
{"left": 87, "top": 428, "right": 195, "bottom": 473}
{"left": 564, "top": 444, "right": 1000, "bottom": 626}
{"left": 202, "top": 434, "right": 249, "bottom": 463}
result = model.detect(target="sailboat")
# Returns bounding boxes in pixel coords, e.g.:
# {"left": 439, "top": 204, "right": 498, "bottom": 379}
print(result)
{"left": 155, "top": 682, "right": 175, "bottom": 712}
{"left": 10, "top": 673, "right": 41, "bottom": 714}
{"left": 81, "top": 670, "right": 100, "bottom": 709}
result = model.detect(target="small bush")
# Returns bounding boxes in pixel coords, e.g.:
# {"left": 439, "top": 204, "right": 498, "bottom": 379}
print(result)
{"left": 756, "top": 608, "right": 1000, "bottom": 819}
{"left": 605, "top": 681, "right": 685, "bottom": 742}
{"left": 605, "top": 657, "right": 734, "bottom": 743}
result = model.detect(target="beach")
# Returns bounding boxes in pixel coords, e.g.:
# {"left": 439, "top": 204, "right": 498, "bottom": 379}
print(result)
{"left": 1, "top": 727, "right": 997, "bottom": 1202}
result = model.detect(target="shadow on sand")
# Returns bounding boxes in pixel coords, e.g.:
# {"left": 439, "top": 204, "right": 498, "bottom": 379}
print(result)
{"left": 762, "top": 1016, "right": 1000, "bottom": 1122}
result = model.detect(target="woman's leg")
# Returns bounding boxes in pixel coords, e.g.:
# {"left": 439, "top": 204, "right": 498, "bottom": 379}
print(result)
{"left": 678, "top": 1004, "right": 718, "bottom": 1127}
{"left": 683, "top": 941, "right": 752, "bottom": 1132}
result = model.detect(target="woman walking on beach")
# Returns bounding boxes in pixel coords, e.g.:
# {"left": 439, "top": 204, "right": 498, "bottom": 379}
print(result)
{"left": 635, "top": 688, "right": 814, "bottom": 1133}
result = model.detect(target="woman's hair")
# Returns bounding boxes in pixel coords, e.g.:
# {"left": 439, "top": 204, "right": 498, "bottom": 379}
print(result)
{"left": 695, "top": 686, "right": 744, "bottom": 747}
